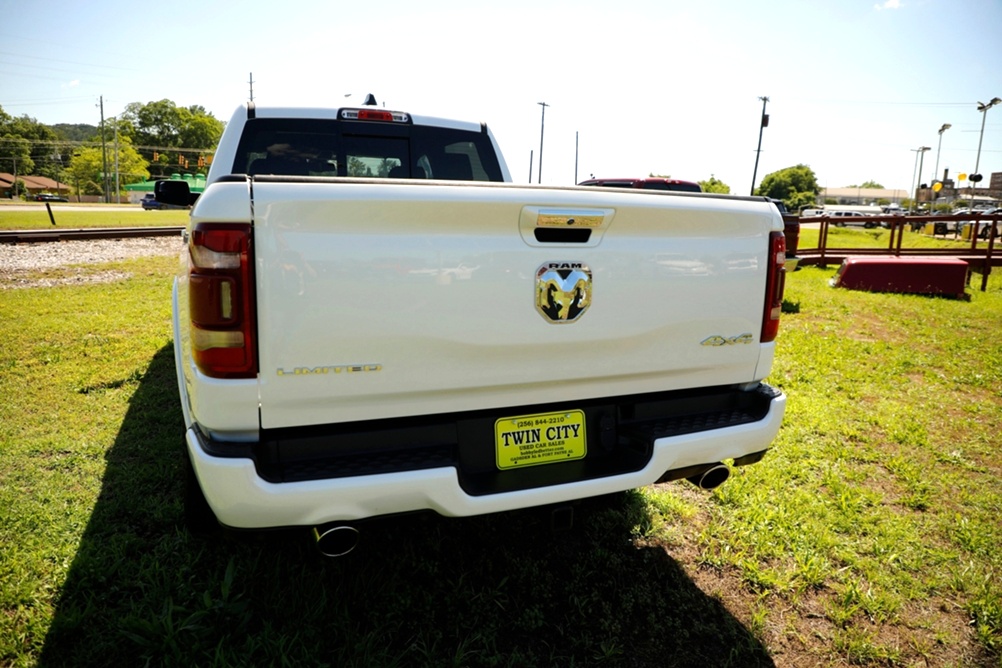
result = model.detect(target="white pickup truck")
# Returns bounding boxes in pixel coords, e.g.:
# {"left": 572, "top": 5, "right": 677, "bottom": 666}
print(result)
{"left": 157, "top": 98, "right": 788, "bottom": 554}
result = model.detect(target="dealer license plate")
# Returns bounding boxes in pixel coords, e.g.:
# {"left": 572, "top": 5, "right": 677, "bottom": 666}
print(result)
{"left": 495, "top": 410, "right": 587, "bottom": 470}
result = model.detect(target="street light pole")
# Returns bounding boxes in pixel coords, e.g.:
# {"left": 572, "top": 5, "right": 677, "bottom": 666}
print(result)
{"left": 909, "top": 146, "right": 929, "bottom": 213}
{"left": 929, "top": 123, "right": 951, "bottom": 213}
{"left": 932, "top": 123, "right": 951, "bottom": 185}
{"left": 750, "top": 96, "right": 769, "bottom": 196}
{"left": 537, "top": 102, "right": 549, "bottom": 184}
{"left": 971, "top": 97, "right": 1001, "bottom": 209}
{"left": 974, "top": 98, "right": 1001, "bottom": 177}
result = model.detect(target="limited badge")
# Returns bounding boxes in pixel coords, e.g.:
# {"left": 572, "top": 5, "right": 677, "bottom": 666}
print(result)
{"left": 536, "top": 262, "right": 591, "bottom": 323}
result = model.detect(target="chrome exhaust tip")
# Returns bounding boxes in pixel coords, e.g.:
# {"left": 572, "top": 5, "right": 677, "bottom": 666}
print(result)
{"left": 313, "top": 524, "right": 360, "bottom": 558}
{"left": 687, "top": 463, "right": 730, "bottom": 490}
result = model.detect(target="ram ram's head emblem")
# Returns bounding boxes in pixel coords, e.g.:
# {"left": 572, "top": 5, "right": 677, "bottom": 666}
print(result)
{"left": 536, "top": 262, "right": 592, "bottom": 323}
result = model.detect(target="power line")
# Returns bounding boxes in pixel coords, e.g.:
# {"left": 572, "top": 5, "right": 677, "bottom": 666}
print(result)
{"left": 0, "top": 138, "right": 217, "bottom": 152}
{"left": 0, "top": 95, "right": 96, "bottom": 107}
{"left": 787, "top": 96, "right": 984, "bottom": 108}
{"left": 0, "top": 49, "right": 142, "bottom": 73}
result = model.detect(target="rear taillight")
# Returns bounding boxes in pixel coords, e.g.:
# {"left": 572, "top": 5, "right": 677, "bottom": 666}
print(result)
{"left": 188, "top": 223, "right": 257, "bottom": 378}
{"left": 761, "top": 231, "right": 786, "bottom": 343}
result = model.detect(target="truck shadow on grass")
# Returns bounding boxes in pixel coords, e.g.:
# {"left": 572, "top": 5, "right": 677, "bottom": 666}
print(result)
{"left": 40, "top": 344, "right": 774, "bottom": 668}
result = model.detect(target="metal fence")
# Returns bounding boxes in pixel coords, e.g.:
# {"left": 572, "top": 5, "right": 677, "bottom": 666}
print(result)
{"left": 791, "top": 213, "right": 1001, "bottom": 292}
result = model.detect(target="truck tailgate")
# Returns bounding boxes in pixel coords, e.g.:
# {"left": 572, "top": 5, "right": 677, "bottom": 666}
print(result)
{"left": 252, "top": 181, "right": 779, "bottom": 430}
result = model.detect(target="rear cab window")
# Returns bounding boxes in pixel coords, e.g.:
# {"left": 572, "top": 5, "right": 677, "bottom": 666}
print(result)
{"left": 639, "top": 180, "right": 702, "bottom": 193}
{"left": 231, "top": 117, "right": 504, "bottom": 181}
{"left": 579, "top": 178, "right": 703, "bottom": 193}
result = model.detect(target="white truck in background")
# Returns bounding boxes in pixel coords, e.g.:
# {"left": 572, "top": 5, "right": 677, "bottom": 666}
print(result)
{"left": 157, "top": 97, "right": 788, "bottom": 555}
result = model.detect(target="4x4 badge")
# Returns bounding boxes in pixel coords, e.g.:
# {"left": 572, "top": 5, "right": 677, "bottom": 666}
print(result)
{"left": 536, "top": 262, "right": 591, "bottom": 323}
{"left": 701, "top": 334, "right": 754, "bottom": 346}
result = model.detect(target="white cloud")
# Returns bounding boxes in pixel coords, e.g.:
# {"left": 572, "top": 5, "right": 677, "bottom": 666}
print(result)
{"left": 62, "top": 80, "right": 80, "bottom": 89}
{"left": 874, "top": 0, "right": 902, "bottom": 10}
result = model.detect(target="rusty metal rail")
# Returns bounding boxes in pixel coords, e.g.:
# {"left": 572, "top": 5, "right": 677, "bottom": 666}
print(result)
{"left": 0, "top": 226, "right": 185, "bottom": 244}
{"left": 792, "top": 213, "right": 1001, "bottom": 292}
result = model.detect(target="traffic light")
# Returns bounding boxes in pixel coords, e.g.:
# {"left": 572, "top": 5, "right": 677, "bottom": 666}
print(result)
{"left": 178, "top": 154, "right": 184, "bottom": 165}
{"left": 197, "top": 155, "right": 205, "bottom": 168}
{"left": 153, "top": 151, "right": 159, "bottom": 161}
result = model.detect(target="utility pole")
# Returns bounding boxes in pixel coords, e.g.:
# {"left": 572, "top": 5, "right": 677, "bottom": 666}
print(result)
{"left": 750, "top": 96, "right": 769, "bottom": 196}
{"left": 248, "top": 73, "right": 255, "bottom": 102}
{"left": 114, "top": 117, "right": 120, "bottom": 204}
{"left": 99, "top": 96, "right": 109, "bottom": 203}
{"left": 537, "top": 102, "right": 549, "bottom": 184}
{"left": 528, "top": 150, "right": 533, "bottom": 184}
{"left": 574, "top": 131, "right": 579, "bottom": 184}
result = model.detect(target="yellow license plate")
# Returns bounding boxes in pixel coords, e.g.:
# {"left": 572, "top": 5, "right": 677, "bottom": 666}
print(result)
{"left": 495, "top": 410, "right": 587, "bottom": 470}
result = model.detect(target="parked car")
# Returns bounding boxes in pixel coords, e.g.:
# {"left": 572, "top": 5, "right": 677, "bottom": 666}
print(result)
{"left": 140, "top": 193, "right": 163, "bottom": 209}
{"left": 143, "top": 192, "right": 189, "bottom": 210}
{"left": 141, "top": 193, "right": 186, "bottom": 210}
{"left": 34, "top": 193, "right": 68, "bottom": 202}
{"left": 960, "top": 208, "right": 1001, "bottom": 240}
{"left": 831, "top": 211, "right": 878, "bottom": 228}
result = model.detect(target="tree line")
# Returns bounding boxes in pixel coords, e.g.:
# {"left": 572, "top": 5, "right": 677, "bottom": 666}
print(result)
{"left": 697, "top": 166, "right": 824, "bottom": 212}
{"left": 0, "top": 100, "right": 224, "bottom": 198}
{"left": 3, "top": 101, "right": 863, "bottom": 213}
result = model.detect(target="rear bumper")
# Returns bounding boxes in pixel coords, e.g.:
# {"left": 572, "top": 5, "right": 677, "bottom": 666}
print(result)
{"left": 188, "top": 385, "right": 786, "bottom": 529}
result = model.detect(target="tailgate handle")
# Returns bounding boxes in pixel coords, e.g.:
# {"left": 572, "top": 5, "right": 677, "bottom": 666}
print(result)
{"left": 520, "top": 206, "right": 613, "bottom": 247}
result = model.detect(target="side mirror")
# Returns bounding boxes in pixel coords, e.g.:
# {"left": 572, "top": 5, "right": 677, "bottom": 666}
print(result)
{"left": 155, "top": 180, "right": 198, "bottom": 206}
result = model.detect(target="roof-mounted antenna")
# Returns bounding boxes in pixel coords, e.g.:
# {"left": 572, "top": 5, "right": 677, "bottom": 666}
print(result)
{"left": 363, "top": 94, "right": 378, "bottom": 106}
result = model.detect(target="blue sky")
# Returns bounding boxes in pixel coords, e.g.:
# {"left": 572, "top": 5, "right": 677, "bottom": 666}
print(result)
{"left": 2, "top": 0, "right": 1000, "bottom": 194}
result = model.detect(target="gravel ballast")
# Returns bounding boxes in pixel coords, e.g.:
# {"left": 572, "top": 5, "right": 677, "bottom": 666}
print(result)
{"left": 1, "top": 237, "right": 184, "bottom": 289}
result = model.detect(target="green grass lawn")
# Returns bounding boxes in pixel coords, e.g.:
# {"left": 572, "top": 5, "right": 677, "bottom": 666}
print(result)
{"left": 0, "top": 204, "right": 189, "bottom": 229}
{"left": 1, "top": 254, "right": 1000, "bottom": 667}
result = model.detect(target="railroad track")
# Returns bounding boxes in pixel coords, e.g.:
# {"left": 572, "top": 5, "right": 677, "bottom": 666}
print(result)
{"left": 0, "top": 226, "right": 185, "bottom": 244}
